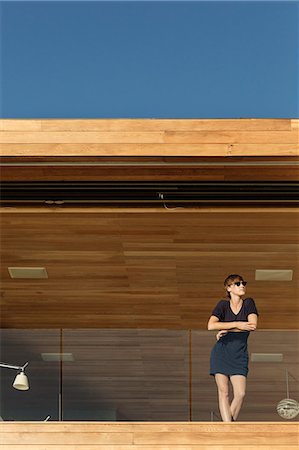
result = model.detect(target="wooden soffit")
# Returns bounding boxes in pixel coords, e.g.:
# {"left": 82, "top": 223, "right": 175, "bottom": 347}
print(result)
{"left": 0, "top": 118, "right": 298, "bottom": 157}
{"left": 1, "top": 118, "right": 298, "bottom": 182}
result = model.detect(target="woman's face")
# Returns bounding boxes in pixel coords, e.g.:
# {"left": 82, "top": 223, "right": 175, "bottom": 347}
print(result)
{"left": 227, "top": 279, "right": 246, "bottom": 298}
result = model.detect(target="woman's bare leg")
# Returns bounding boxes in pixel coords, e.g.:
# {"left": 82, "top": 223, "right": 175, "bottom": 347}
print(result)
{"left": 214, "top": 374, "right": 233, "bottom": 422}
{"left": 229, "top": 375, "right": 246, "bottom": 421}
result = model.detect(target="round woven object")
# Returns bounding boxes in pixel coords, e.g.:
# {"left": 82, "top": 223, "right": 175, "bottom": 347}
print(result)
{"left": 276, "top": 398, "right": 299, "bottom": 419}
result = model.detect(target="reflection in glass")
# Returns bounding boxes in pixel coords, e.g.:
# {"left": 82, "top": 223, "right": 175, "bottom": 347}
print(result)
{"left": 192, "top": 330, "right": 299, "bottom": 421}
{"left": 0, "top": 329, "right": 298, "bottom": 421}
{"left": 0, "top": 329, "right": 60, "bottom": 421}
{"left": 62, "top": 329, "right": 189, "bottom": 420}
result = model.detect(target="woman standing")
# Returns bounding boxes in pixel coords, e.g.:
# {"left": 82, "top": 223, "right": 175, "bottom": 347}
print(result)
{"left": 207, "top": 274, "right": 259, "bottom": 422}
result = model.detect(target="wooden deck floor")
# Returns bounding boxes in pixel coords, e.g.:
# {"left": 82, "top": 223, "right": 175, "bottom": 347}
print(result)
{"left": 0, "top": 422, "right": 298, "bottom": 449}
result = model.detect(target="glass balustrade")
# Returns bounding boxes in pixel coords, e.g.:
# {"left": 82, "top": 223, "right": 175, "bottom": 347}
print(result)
{"left": 0, "top": 329, "right": 298, "bottom": 421}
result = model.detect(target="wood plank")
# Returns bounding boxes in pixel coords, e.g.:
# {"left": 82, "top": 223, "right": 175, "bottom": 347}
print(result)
{"left": 22, "top": 118, "right": 294, "bottom": 132}
{"left": 0, "top": 143, "right": 230, "bottom": 156}
{"left": 1, "top": 143, "right": 298, "bottom": 157}
{"left": 0, "top": 132, "right": 165, "bottom": 144}
{"left": 229, "top": 144, "right": 298, "bottom": 156}
{"left": 291, "top": 119, "right": 299, "bottom": 129}
{"left": 0, "top": 422, "right": 297, "bottom": 448}
{"left": 0, "top": 120, "right": 42, "bottom": 131}
{"left": 2, "top": 155, "right": 298, "bottom": 163}
{"left": 0, "top": 446, "right": 298, "bottom": 450}
{"left": 0, "top": 443, "right": 298, "bottom": 450}
{"left": 0, "top": 432, "right": 133, "bottom": 445}
{"left": 164, "top": 131, "right": 298, "bottom": 144}
{"left": 0, "top": 153, "right": 297, "bottom": 180}
{"left": 1, "top": 207, "right": 298, "bottom": 213}
{"left": 0, "top": 166, "right": 226, "bottom": 182}
{"left": 1, "top": 131, "right": 297, "bottom": 145}
{"left": 0, "top": 422, "right": 297, "bottom": 432}
{"left": 133, "top": 431, "right": 298, "bottom": 445}
{"left": 8, "top": 430, "right": 295, "bottom": 446}
{"left": 0, "top": 166, "right": 297, "bottom": 182}
{"left": 0, "top": 119, "right": 296, "bottom": 156}
{"left": 227, "top": 166, "right": 299, "bottom": 181}
{"left": 37, "top": 118, "right": 292, "bottom": 131}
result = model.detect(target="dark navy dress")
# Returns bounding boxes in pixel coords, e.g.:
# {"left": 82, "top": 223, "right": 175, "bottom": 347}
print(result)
{"left": 210, "top": 297, "right": 259, "bottom": 377}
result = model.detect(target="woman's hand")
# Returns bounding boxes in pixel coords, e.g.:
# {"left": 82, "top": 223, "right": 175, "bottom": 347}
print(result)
{"left": 237, "top": 321, "right": 257, "bottom": 331}
{"left": 216, "top": 330, "right": 228, "bottom": 341}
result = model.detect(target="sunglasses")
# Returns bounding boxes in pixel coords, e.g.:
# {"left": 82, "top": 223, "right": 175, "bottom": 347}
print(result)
{"left": 230, "top": 281, "right": 247, "bottom": 287}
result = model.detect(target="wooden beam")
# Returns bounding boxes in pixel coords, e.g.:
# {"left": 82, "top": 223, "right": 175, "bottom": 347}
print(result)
{"left": 0, "top": 422, "right": 298, "bottom": 448}
{"left": 0, "top": 119, "right": 298, "bottom": 157}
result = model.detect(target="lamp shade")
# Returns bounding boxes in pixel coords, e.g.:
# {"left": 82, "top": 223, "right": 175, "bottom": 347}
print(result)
{"left": 277, "top": 398, "right": 299, "bottom": 419}
{"left": 13, "top": 372, "right": 29, "bottom": 390}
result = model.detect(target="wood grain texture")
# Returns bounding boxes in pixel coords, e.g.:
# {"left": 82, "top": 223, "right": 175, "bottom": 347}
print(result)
{"left": 1, "top": 143, "right": 298, "bottom": 157}
{"left": 0, "top": 209, "right": 298, "bottom": 329}
{"left": 229, "top": 144, "right": 298, "bottom": 156}
{"left": 0, "top": 131, "right": 166, "bottom": 144}
{"left": 0, "top": 119, "right": 297, "bottom": 156}
{"left": 0, "top": 118, "right": 293, "bottom": 131}
{"left": 292, "top": 119, "right": 299, "bottom": 129}
{"left": 1, "top": 165, "right": 298, "bottom": 182}
{"left": 1, "top": 207, "right": 298, "bottom": 213}
{"left": 0, "top": 422, "right": 298, "bottom": 448}
{"left": 1, "top": 131, "right": 297, "bottom": 144}
{"left": 1, "top": 155, "right": 298, "bottom": 182}
{"left": 0, "top": 143, "right": 231, "bottom": 156}
{"left": 0, "top": 447, "right": 297, "bottom": 450}
{"left": 0, "top": 444, "right": 298, "bottom": 450}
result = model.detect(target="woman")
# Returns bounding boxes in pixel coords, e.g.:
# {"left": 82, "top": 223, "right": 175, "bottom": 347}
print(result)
{"left": 207, "top": 274, "right": 259, "bottom": 422}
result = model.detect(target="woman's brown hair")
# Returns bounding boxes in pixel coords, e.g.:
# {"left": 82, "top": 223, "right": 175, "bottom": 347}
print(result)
{"left": 224, "top": 274, "right": 244, "bottom": 299}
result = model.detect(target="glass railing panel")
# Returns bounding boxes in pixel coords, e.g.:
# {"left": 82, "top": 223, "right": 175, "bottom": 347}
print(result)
{"left": 62, "top": 329, "right": 190, "bottom": 420}
{"left": 0, "top": 329, "right": 60, "bottom": 421}
{"left": 191, "top": 330, "right": 299, "bottom": 421}
{"left": 1, "top": 328, "right": 297, "bottom": 421}
{"left": 191, "top": 330, "right": 216, "bottom": 421}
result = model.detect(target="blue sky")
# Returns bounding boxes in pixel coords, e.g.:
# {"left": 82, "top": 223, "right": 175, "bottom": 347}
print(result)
{"left": 0, "top": 1, "right": 298, "bottom": 118}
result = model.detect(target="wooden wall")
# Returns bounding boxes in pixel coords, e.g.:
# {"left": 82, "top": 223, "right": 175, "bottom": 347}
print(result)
{"left": 1, "top": 155, "right": 299, "bottom": 182}
{"left": 0, "top": 422, "right": 298, "bottom": 449}
{"left": 1, "top": 208, "right": 298, "bottom": 329}
{"left": 0, "top": 119, "right": 298, "bottom": 156}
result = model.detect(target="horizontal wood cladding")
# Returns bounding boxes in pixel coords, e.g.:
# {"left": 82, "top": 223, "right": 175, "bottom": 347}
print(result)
{"left": 0, "top": 119, "right": 298, "bottom": 156}
{"left": 1, "top": 210, "right": 298, "bottom": 329}
{"left": 0, "top": 422, "right": 298, "bottom": 448}
{"left": 1, "top": 156, "right": 298, "bottom": 182}
{"left": 0, "top": 118, "right": 295, "bottom": 131}
{"left": 1, "top": 206, "right": 297, "bottom": 214}
{"left": 1, "top": 163, "right": 298, "bottom": 182}
{"left": 1, "top": 131, "right": 298, "bottom": 144}
{"left": 2, "top": 143, "right": 298, "bottom": 157}
{"left": 1, "top": 446, "right": 296, "bottom": 450}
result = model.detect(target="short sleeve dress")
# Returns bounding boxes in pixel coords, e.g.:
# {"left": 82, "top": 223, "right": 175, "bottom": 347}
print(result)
{"left": 209, "top": 297, "right": 259, "bottom": 377}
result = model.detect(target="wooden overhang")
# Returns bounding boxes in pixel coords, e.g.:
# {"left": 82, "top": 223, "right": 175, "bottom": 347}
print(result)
{"left": 0, "top": 118, "right": 298, "bottom": 182}
{"left": 0, "top": 118, "right": 298, "bottom": 421}
{"left": 0, "top": 118, "right": 298, "bottom": 331}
